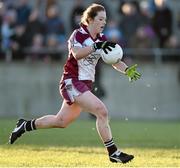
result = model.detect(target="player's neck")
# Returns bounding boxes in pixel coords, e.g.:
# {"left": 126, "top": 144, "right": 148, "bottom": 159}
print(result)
{"left": 87, "top": 25, "right": 97, "bottom": 39}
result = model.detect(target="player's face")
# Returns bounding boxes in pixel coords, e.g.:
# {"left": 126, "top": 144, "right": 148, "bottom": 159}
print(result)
{"left": 92, "top": 11, "right": 106, "bottom": 34}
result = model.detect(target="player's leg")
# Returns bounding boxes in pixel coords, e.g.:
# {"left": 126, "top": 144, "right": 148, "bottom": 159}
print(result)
{"left": 9, "top": 100, "right": 81, "bottom": 144}
{"left": 35, "top": 100, "right": 81, "bottom": 129}
{"left": 74, "top": 91, "right": 134, "bottom": 163}
{"left": 75, "top": 91, "right": 111, "bottom": 142}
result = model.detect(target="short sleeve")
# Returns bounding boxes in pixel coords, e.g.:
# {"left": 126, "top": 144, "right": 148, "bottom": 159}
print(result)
{"left": 68, "top": 30, "right": 83, "bottom": 49}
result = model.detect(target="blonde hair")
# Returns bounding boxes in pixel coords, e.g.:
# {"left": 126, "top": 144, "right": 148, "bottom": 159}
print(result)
{"left": 80, "top": 3, "right": 105, "bottom": 25}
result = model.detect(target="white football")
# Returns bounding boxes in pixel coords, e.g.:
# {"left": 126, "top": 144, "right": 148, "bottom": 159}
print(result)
{"left": 100, "top": 44, "right": 123, "bottom": 64}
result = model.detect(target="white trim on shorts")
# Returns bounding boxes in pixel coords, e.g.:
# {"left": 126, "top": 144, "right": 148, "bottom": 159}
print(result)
{"left": 64, "top": 78, "right": 81, "bottom": 103}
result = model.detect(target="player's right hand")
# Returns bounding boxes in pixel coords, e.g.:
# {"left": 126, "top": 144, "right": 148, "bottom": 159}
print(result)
{"left": 93, "top": 41, "right": 116, "bottom": 54}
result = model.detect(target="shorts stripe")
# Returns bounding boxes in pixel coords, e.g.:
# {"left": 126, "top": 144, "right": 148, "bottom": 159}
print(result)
{"left": 60, "top": 78, "right": 92, "bottom": 105}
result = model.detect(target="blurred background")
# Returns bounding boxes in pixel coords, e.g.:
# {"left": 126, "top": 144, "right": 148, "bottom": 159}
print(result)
{"left": 0, "top": 0, "right": 180, "bottom": 121}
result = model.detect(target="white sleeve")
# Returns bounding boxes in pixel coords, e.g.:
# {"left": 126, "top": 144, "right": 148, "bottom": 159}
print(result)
{"left": 68, "top": 30, "right": 82, "bottom": 49}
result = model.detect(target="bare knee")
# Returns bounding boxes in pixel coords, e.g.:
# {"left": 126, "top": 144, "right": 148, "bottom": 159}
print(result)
{"left": 94, "top": 103, "right": 108, "bottom": 120}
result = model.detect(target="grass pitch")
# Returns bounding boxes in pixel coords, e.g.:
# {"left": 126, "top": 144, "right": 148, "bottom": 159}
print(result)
{"left": 0, "top": 119, "right": 180, "bottom": 167}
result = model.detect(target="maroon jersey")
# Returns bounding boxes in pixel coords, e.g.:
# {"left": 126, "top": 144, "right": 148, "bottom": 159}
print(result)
{"left": 61, "top": 24, "right": 106, "bottom": 82}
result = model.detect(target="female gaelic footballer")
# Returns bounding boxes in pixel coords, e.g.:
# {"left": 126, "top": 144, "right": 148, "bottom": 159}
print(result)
{"left": 9, "top": 3, "right": 140, "bottom": 164}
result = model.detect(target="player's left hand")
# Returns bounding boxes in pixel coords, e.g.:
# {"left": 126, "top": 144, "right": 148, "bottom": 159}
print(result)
{"left": 125, "top": 64, "right": 141, "bottom": 82}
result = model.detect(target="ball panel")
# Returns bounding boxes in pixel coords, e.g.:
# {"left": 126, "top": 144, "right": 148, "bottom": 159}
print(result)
{"left": 101, "top": 44, "right": 123, "bottom": 64}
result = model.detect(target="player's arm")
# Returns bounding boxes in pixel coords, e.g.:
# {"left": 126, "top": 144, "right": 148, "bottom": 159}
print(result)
{"left": 71, "top": 46, "right": 94, "bottom": 60}
{"left": 71, "top": 41, "right": 116, "bottom": 60}
{"left": 112, "top": 61, "right": 128, "bottom": 74}
{"left": 112, "top": 61, "right": 141, "bottom": 82}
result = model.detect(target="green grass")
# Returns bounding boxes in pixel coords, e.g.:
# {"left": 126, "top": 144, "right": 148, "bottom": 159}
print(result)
{"left": 0, "top": 119, "right": 180, "bottom": 167}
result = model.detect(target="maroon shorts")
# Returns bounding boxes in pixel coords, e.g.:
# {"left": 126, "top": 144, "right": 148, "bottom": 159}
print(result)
{"left": 59, "top": 78, "right": 93, "bottom": 105}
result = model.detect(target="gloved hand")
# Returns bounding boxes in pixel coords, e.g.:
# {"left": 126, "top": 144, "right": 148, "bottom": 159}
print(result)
{"left": 125, "top": 64, "right": 141, "bottom": 82}
{"left": 93, "top": 41, "right": 116, "bottom": 54}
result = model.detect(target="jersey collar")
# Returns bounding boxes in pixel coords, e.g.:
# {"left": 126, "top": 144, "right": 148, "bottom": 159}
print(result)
{"left": 80, "top": 23, "right": 100, "bottom": 41}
